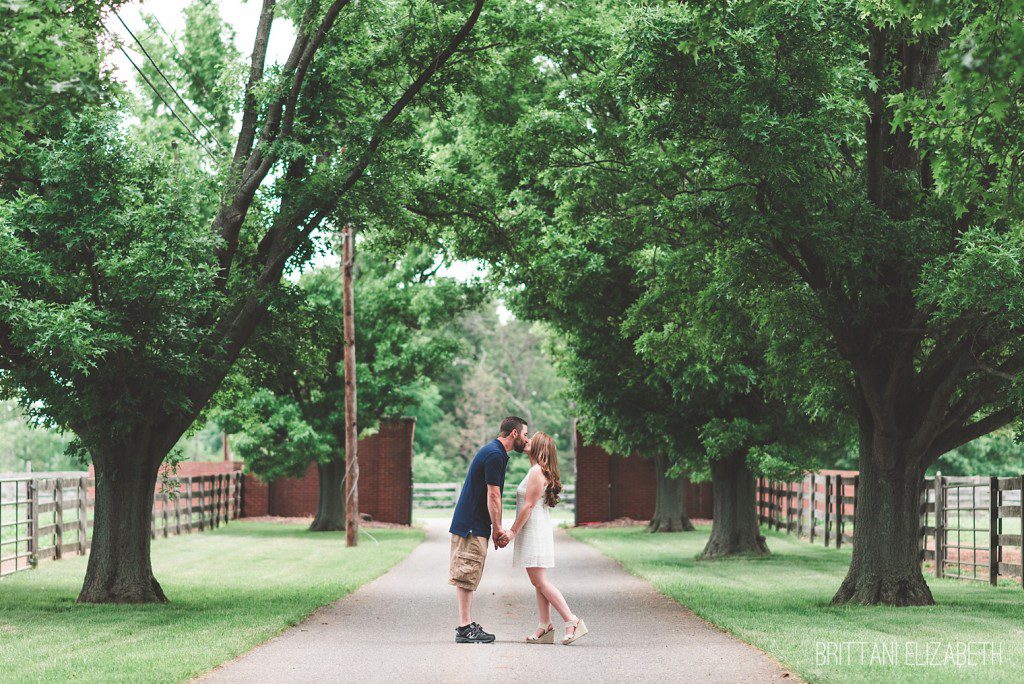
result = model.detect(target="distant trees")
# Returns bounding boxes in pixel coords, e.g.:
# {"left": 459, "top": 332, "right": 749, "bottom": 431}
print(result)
{"left": 0, "top": 401, "right": 74, "bottom": 472}
{"left": 219, "top": 244, "right": 479, "bottom": 530}
{"left": 409, "top": 303, "right": 575, "bottom": 485}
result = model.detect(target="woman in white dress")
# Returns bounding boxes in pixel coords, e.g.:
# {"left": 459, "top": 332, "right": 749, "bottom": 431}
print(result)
{"left": 506, "top": 432, "right": 588, "bottom": 645}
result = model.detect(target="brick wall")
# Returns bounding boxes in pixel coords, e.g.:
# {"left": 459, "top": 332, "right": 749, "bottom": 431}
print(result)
{"left": 574, "top": 428, "right": 714, "bottom": 523}
{"left": 574, "top": 440, "right": 610, "bottom": 524}
{"left": 241, "top": 418, "right": 415, "bottom": 524}
{"left": 358, "top": 418, "right": 415, "bottom": 523}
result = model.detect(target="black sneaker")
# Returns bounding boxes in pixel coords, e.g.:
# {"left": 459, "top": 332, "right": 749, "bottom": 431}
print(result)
{"left": 455, "top": 622, "right": 495, "bottom": 644}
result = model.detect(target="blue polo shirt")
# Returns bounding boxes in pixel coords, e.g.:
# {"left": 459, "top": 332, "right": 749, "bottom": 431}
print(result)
{"left": 449, "top": 439, "right": 509, "bottom": 538}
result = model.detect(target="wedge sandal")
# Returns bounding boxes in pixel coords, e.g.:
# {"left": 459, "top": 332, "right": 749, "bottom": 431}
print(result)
{"left": 562, "top": 618, "right": 588, "bottom": 645}
{"left": 526, "top": 623, "right": 555, "bottom": 644}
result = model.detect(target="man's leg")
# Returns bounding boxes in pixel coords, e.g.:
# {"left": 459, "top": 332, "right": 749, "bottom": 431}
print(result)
{"left": 450, "top": 534, "right": 493, "bottom": 643}
{"left": 456, "top": 586, "right": 474, "bottom": 626}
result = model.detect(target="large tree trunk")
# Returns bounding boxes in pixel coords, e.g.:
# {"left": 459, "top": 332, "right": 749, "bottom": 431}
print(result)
{"left": 78, "top": 450, "right": 166, "bottom": 604}
{"left": 647, "top": 453, "right": 695, "bottom": 533}
{"left": 310, "top": 459, "right": 346, "bottom": 532}
{"left": 700, "top": 451, "right": 769, "bottom": 558}
{"left": 832, "top": 427, "right": 934, "bottom": 606}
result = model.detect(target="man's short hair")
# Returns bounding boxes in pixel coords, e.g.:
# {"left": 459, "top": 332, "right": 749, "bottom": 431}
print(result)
{"left": 499, "top": 416, "right": 527, "bottom": 437}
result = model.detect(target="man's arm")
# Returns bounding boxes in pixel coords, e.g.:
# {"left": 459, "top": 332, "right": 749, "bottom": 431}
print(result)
{"left": 487, "top": 484, "right": 504, "bottom": 547}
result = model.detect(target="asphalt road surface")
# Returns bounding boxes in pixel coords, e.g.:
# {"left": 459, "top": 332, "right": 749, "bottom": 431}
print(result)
{"left": 200, "top": 519, "right": 794, "bottom": 683}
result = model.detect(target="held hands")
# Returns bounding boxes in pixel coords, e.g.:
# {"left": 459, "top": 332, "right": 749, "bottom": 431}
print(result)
{"left": 493, "top": 528, "right": 514, "bottom": 549}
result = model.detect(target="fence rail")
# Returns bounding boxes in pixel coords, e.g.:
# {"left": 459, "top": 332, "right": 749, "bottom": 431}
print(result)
{"left": 757, "top": 472, "right": 1024, "bottom": 587}
{"left": 414, "top": 482, "right": 576, "bottom": 510}
{"left": 1, "top": 471, "right": 242, "bottom": 578}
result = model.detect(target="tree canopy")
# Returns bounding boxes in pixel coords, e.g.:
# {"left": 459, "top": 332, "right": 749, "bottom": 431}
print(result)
{"left": 1, "top": 0, "right": 491, "bottom": 603}
{"left": 219, "top": 243, "right": 480, "bottom": 528}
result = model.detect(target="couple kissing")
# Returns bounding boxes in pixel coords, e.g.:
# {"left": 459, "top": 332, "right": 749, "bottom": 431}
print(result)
{"left": 448, "top": 416, "right": 589, "bottom": 646}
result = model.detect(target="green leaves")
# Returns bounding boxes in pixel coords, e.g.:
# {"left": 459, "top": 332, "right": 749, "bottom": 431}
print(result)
{"left": 221, "top": 242, "right": 481, "bottom": 479}
{"left": 0, "top": 1, "right": 114, "bottom": 161}
{"left": 0, "top": 106, "right": 222, "bottom": 446}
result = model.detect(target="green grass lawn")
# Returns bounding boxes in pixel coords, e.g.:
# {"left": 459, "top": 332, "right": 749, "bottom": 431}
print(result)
{"left": 0, "top": 521, "right": 422, "bottom": 683}
{"left": 570, "top": 524, "right": 1024, "bottom": 683}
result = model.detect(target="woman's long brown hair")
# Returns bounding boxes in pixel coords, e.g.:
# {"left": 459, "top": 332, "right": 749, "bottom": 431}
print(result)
{"left": 530, "top": 432, "right": 563, "bottom": 507}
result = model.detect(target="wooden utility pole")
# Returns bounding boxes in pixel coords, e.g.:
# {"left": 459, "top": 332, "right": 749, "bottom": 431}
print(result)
{"left": 342, "top": 224, "right": 359, "bottom": 547}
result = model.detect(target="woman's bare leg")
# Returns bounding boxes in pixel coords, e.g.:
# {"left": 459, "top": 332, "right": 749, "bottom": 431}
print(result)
{"left": 527, "top": 567, "right": 576, "bottom": 623}
{"left": 535, "top": 585, "right": 552, "bottom": 625}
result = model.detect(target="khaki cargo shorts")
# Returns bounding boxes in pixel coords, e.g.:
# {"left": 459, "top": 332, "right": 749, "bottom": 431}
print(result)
{"left": 448, "top": 533, "right": 489, "bottom": 591}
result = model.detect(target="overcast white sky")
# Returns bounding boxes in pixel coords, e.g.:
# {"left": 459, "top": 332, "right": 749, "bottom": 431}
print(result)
{"left": 107, "top": 1, "right": 490, "bottom": 284}
{"left": 107, "top": 0, "right": 296, "bottom": 82}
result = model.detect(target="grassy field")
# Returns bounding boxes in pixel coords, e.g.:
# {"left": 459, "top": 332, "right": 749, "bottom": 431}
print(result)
{"left": 570, "top": 524, "right": 1024, "bottom": 683}
{"left": 0, "top": 521, "right": 422, "bottom": 682}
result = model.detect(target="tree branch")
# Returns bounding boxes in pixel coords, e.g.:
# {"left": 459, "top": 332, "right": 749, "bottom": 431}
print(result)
{"left": 332, "top": 0, "right": 485, "bottom": 199}
{"left": 927, "top": 405, "right": 1019, "bottom": 461}
{"left": 214, "top": 0, "right": 352, "bottom": 288}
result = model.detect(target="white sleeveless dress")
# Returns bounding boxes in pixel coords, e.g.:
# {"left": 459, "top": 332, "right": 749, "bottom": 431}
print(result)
{"left": 512, "top": 464, "right": 555, "bottom": 568}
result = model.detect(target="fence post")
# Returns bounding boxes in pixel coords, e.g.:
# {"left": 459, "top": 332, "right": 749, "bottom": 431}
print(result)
{"left": 78, "top": 476, "right": 88, "bottom": 554}
{"left": 236, "top": 471, "right": 242, "bottom": 520}
{"left": 786, "top": 481, "right": 793, "bottom": 534}
{"left": 28, "top": 478, "right": 39, "bottom": 566}
{"left": 836, "top": 474, "right": 844, "bottom": 549}
{"left": 213, "top": 475, "right": 220, "bottom": 529}
{"left": 989, "top": 476, "right": 998, "bottom": 586}
{"left": 162, "top": 490, "right": 169, "bottom": 538}
{"left": 824, "top": 474, "right": 832, "bottom": 547}
{"left": 174, "top": 481, "right": 182, "bottom": 535}
{"left": 219, "top": 474, "right": 226, "bottom": 525}
{"left": 198, "top": 477, "right": 205, "bottom": 532}
{"left": 775, "top": 481, "right": 782, "bottom": 531}
{"left": 796, "top": 476, "right": 805, "bottom": 537}
{"left": 186, "top": 478, "right": 194, "bottom": 532}
{"left": 809, "top": 474, "right": 817, "bottom": 544}
{"left": 935, "top": 471, "right": 944, "bottom": 579}
{"left": 208, "top": 476, "right": 215, "bottom": 528}
{"left": 53, "top": 479, "right": 63, "bottom": 560}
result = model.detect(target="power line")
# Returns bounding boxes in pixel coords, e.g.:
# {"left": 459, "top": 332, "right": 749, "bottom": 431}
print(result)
{"left": 109, "top": 34, "right": 219, "bottom": 160}
{"left": 113, "top": 9, "right": 228, "bottom": 153}
{"left": 148, "top": 13, "right": 186, "bottom": 64}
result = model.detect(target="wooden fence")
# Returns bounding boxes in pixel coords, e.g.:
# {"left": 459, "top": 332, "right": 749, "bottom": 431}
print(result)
{"left": 0, "top": 471, "right": 242, "bottom": 578}
{"left": 756, "top": 472, "right": 1024, "bottom": 587}
{"left": 414, "top": 482, "right": 576, "bottom": 510}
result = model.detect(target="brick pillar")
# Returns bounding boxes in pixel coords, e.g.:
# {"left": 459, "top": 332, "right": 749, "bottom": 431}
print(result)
{"left": 242, "top": 474, "right": 270, "bottom": 517}
{"left": 610, "top": 454, "right": 657, "bottom": 520}
{"left": 236, "top": 418, "right": 415, "bottom": 524}
{"left": 358, "top": 418, "right": 415, "bottom": 525}
{"left": 574, "top": 427, "right": 611, "bottom": 524}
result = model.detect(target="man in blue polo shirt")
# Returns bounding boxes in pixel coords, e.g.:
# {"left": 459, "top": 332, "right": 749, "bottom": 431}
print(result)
{"left": 449, "top": 416, "right": 529, "bottom": 643}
